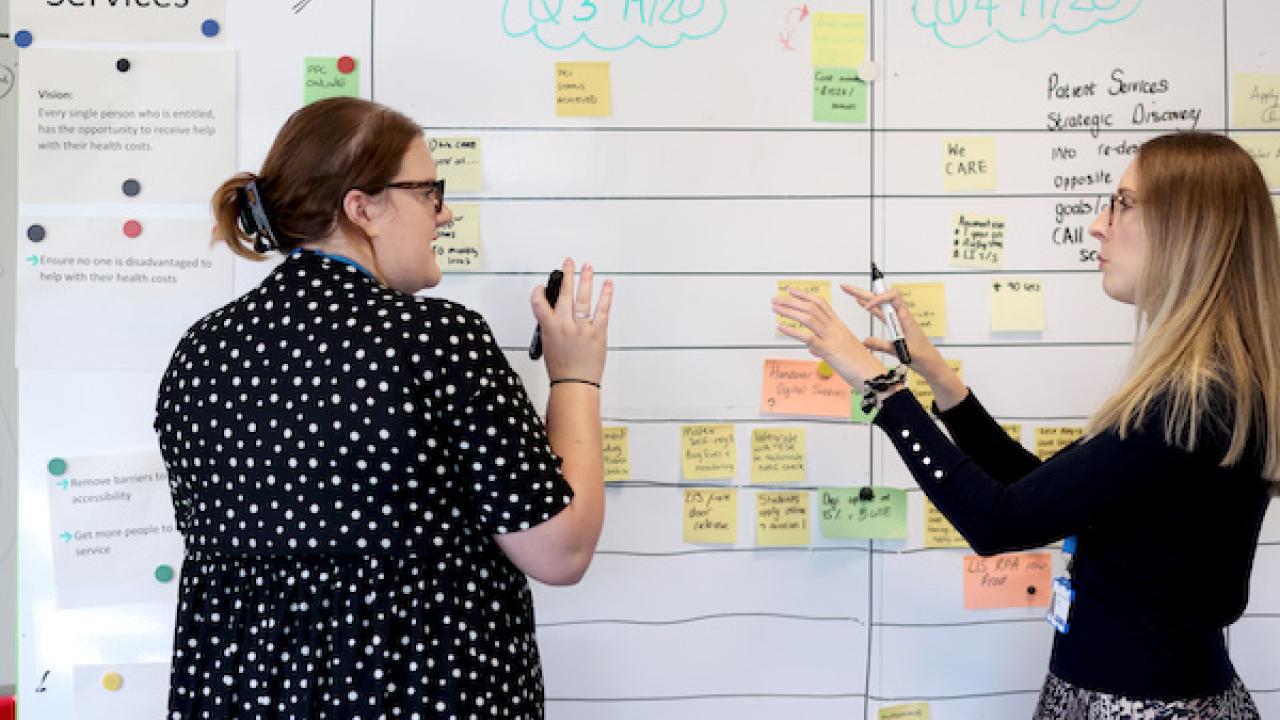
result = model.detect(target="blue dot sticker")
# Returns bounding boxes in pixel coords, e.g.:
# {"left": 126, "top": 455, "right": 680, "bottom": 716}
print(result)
{"left": 47, "top": 458, "right": 68, "bottom": 476}
{"left": 14, "top": 30, "right": 33, "bottom": 48}
{"left": 155, "top": 565, "right": 175, "bottom": 583}
{"left": 201, "top": 19, "right": 221, "bottom": 38}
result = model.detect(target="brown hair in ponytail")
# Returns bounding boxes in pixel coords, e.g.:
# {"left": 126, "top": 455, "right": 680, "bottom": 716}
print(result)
{"left": 211, "top": 97, "right": 422, "bottom": 260}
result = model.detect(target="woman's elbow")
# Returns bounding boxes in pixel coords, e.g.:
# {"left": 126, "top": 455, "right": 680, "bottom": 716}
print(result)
{"left": 528, "top": 548, "right": 594, "bottom": 586}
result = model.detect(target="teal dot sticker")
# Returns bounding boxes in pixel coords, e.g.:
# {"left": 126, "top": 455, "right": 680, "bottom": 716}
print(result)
{"left": 47, "top": 457, "right": 67, "bottom": 476}
{"left": 154, "top": 565, "right": 175, "bottom": 583}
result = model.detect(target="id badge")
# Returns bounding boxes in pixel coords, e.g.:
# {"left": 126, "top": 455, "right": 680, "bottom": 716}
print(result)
{"left": 1046, "top": 576, "right": 1074, "bottom": 634}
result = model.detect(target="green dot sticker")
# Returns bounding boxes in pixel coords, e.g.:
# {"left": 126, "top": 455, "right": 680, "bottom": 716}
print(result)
{"left": 47, "top": 457, "right": 68, "bottom": 476}
{"left": 154, "top": 565, "right": 175, "bottom": 583}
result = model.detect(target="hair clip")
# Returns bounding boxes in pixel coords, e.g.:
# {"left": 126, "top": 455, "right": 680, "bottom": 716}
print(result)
{"left": 237, "top": 179, "right": 280, "bottom": 252}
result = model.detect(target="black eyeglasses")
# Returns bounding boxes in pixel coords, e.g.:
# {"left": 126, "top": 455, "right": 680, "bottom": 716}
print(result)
{"left": 1105, "top": 192, "right": 1136, "bottom": 227}
{"left": 359, "top": 179, "right": 446, "bottom": 213}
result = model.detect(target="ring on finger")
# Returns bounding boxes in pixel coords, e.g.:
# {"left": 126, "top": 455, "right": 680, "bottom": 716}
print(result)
{"left": 574, "top": 310, "right": 590, "bottom": 320}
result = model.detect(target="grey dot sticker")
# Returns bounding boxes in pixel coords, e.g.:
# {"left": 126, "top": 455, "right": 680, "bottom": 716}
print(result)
{"left": 27, "top": 224, "right": 46, "bottom": 242}
{"left": 122, "top": 178, "right": 141, "bottom": 197}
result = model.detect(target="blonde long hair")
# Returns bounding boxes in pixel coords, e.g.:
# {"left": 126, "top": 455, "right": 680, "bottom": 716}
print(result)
{"left": 1087, "top": 132, "right": 1280, "bottom": 487}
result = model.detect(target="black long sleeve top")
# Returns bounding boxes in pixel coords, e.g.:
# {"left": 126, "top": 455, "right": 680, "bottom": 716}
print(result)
{"left": 873, "top": 388, "right": 1272, "bottom": 699}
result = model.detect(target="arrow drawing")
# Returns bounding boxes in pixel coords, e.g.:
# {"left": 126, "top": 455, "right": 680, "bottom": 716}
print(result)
{"left": 778, "top": 4, "right": 810, "bottom": 51}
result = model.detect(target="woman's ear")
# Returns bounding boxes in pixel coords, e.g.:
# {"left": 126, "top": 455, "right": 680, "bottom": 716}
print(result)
{"left": 341, "top": 188, "right": 382, "bottom": 238}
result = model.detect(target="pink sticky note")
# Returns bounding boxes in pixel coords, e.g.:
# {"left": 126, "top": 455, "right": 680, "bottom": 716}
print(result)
{"left": 963, "top": 552, "right": 1052, "bottom": 609}
{"left": 761, "top": 359, "right": 852, "bottom": 418}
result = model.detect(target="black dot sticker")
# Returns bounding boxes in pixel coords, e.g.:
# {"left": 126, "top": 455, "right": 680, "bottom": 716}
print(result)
{"left": 116, "top": 58, "right": 131, "bottom": 73}
{"left": 27, "top": 224, "right": 46, "bottom": 242}
{"left": 122, "top": 178, "right": 141, "bottom": 197}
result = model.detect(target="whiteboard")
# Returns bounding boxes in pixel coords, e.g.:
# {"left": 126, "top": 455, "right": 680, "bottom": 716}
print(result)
{"left": 13, "top": 1, "right": 1280, "bottom": 718}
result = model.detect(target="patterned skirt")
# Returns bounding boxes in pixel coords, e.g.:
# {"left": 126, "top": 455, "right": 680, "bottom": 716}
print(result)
{"left": 1033, "top": 673, "right": 1260, "bottom": 719}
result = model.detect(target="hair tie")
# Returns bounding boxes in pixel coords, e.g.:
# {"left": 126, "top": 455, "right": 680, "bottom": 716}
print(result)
{"left": 237, "top": 177, "right": 281, "bottom": 253}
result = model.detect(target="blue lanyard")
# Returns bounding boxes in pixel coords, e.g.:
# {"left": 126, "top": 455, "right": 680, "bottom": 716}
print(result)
{"left": 292, "top": 248, "right": 377, "bottom": 281}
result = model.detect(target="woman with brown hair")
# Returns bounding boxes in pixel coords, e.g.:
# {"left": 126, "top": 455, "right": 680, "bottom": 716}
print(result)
{"left": 155, "top": 97, "right": 613, "bottom": 718}
{"left": 774, "top": 131, "right": 1273, "bottom": 718}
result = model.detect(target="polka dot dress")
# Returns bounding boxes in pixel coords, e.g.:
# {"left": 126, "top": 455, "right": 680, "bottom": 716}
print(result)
{"left": 154, "top": 250, "right": 573, "bottom": 719}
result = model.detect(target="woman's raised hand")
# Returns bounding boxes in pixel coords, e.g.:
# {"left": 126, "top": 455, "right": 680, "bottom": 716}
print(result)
{"left": 531, "top": 258, "right": 613, "bottom": 383}
{"left": 771, "top": 289, "right": 888, "bottom": 388}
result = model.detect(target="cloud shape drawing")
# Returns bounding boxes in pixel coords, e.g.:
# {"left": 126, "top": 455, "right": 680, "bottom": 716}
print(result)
{"left": 912, "top": 0, "right": 1144, "bottom": 49}
{"left": 502, "top": 0, "right": 728, "bottom": 51}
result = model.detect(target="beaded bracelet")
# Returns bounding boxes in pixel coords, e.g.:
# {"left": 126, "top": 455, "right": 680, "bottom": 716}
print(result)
{"left": 859, "top": 365, "right": 908, "bottom": 414}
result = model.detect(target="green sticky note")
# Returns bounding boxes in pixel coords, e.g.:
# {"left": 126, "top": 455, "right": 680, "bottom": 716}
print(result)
{"left": 819, "top": 487, "right": 907, "bottom": 539}
{"left": 813, "top": 68, "right": 867, "bottom": 123}
{"left": 851, "top": 395, "right": 879, "bottom": 424}
{"left": 304, "top": 57, "right": 360, "bottom": 105}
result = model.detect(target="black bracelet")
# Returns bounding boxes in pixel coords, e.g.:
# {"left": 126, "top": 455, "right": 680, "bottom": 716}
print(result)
{"left": 859, "top": 366, "right": 908, "bottom": 414}
{"left": 550, "top": 378, "right": 601, "bottom": 389}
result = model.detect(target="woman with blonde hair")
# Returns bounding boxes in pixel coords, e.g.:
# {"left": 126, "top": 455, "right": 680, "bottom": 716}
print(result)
{"left": 774, "top": 131, "right": 1273, "bottom": 717}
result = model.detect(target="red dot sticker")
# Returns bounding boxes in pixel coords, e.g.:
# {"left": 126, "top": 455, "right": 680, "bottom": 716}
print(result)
{"left": 123, "top": 220, "right": 143, "bottom": 238}
{"left": 336, "top": 56, "right": 356, "bottom": 74}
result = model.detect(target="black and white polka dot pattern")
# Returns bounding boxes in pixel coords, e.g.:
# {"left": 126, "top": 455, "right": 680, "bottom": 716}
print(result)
{"left": 155, "top": 250, "right": 573, "bottom": 719}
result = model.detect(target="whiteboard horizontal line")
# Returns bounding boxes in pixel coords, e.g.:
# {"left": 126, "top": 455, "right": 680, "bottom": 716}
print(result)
{"left": 595, "top": 546, "right": 870, "bottom": 558}
{"left": 457, "top": 270, "right": 1100, "bottom": 277}
{"left": 425, "top": 125, "right": 1245, "bottom": 135}
{"left": 589, "top": 415, "right": 1090, "bottom": 423}
{"left": 875, "top": 618, "right": 1046, "bottom": 629}
{"left": 547, "top": 692, "right": 867, "bottom": 703}
{"left": 446, "top": 193, "right": 1122, "bottom": 201}
{"left": 501, "top": 342, "right": 1128, "bottom": 353}
{"left": 539, "top": 612, "right": 864, "bottom": 629}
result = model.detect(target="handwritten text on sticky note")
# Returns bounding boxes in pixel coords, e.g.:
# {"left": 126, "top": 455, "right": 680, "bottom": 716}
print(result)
{"left": 963, "top": 552, "right": 1052, "bottom": 609}
{"left": 751, "top": 428, "right": 806, "bottom": 483}
{"left": 1233, "top": 73, "right": 1280, "bottom": 129}
{"left": 819, "top": 487, "right": 907, "bottom": 540}
{"left": 761, "top": 359, "right": 853, "bottom": 418}
{"left": 990, "top": 277, "right": 1045, "bottom": 332}
{"left": 430, "top": 137, "right": 483, "bottom": 192}
{"left": 556, "top": 61, "right": 612, "bottom": 117}
{"left": 602, "top": 426, "right": 630, "bottom": 482}
{"left": 684, "top": 488, "right": 737, "bottom": 544}
{"left": 681, "top": 424, "right": 736, "bottom": 480}
{"left": 811, "top": 12, "right": 866, "bottom": 68}
{"left": 434, "top": 203, "right": 481, "bottom": 271}
{"left": 814, "top": 68, "right": 867, "bottom": 123}
{"left": 304, "top": 57, "right": 359, "bottom": 105}
{"left": 924, "top": 499, "right": 968, "bottom": 549}
{"left": 1034, "top": 426, "right": 1085, "bottom": 461}
{"left": 896, "top": 283, "right": 948, "bottom": 337}
{"left": 943, "top": 137, "right": 997, "bottom": 191}
{"left": 756, "top": 491, "right": 811, "bottom": 546}
{"left": 950, "top": 213, "right": 1006, "bottom": 269}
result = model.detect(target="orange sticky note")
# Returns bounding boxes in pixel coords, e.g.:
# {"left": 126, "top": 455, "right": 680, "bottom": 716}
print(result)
{"left": 761, "top": 359, "right": 853, "bottom": 418}
{"left": 963, "top": 552, "right": 1052, "bottom": 609}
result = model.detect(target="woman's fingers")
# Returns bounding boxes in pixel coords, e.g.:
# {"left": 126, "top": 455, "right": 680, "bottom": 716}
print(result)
{"left": 530, "top": 284, "right": 554, "bottom": 324}
{"left": 862, "top": 336, "right": 894, "bottom": 354}
{"left": 575, "top": 262, "right": 595, "bottom": 320}
{"left": 554, "top": 257, "right": 574, "bottom": 317}
{"left": 776, "top": 323, "right": 815, "bottom": 346}
{"left": 592, "top": 279, "right": 615, "bottom": 331}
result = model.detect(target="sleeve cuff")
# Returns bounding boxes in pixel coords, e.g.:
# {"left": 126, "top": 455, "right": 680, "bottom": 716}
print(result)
{"left": 873, "top": 390, "right": 971, "bottom": 486}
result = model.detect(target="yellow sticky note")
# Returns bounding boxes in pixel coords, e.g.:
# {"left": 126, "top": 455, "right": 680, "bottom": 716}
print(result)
{"left": 990, "top": 277, "right": 1045, "bottom": 332}
{"left": 950, "top": 213, "right": 1006, "bottom": 269}
{"left": 879, "top": 702, "right": 932, "bottom": 720}
{"left": 923, "top": 499, "right": 967, "bottom": 549}
{"left": 681, "top": 424, "right": 736, "bottom": 480}
{"left": 751, "top": 428, "right": 806, "bottom": 483}
{"left": 430, "top": 137, "right": 483, "bottom": 192}
{"left": 684, "top": 488, "right": 737, "bottom": 544}
{"left": 776, "top": 279, "right": 832, "bottom": 333}
{"left": 602, "top": 426, "right": 630, "bottom": 482}
{"left": 943, "top": 137, "right": 997, "bottom": 191}
{"left": 1233, "top": 73, "right": 1280, "bottom": 129}
{"left": 1000, "top": 422, "right": 1023, "bottom": 443}
{"left": 811, "top": 12, "right": 866, "bottom": 68}
{"left": 1236, "top": 134, "right": 1280, "bottom": 189}
{"left": 556, "top": 61, "right": 612, "bottom": 117}
{"left": 434, "top": 203, "right": 481, "bottom": 272}
{"left": 756, "top": 491, "right": 811, "bottom": 546}
{"left": 1034, "top": 426, "right": 1085, "bottom": 461}
{"left": 906, "top": 359, "right": 962, "bottom": 410}
{"left": 896, "top": 283, "right": 948, "bottom": 337}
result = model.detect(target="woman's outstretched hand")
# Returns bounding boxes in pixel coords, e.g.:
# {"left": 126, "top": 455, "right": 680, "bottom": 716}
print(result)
{"left": 771, "top": 289, "right": 888, "bottom": 388}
